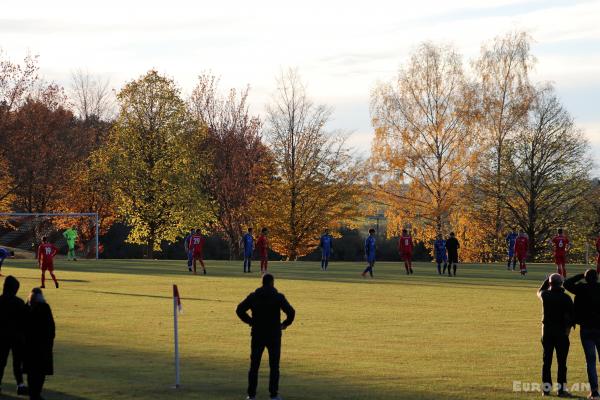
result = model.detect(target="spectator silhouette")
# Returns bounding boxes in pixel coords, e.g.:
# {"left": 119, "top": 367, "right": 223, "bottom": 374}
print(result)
{"left": 24, "top": 288, "right": 55, "bottom": 400}
{"left": 0, "top": 275, "right": 28, "bottom": 395}
{"left": 236, "top": 273, "right": 295, "bottom": 400}
{"left": 564, "top": 269, "right": 600, "bottom": 399}
{"left": 538, "top": 273, "right": 574, "bottom": 397}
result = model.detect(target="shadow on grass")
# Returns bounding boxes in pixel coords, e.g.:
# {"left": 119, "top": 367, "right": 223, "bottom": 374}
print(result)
{"left": 65, "top": 288, "right": 230, "bottom": 303}
{"left": 49, "top": 341, "right": 478, "bottom": 400}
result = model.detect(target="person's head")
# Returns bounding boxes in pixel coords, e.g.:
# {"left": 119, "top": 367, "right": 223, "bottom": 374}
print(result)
{"left": 248, "top": 227, "right": 253, "bottom": 234}
{"left": 519, "top": 230, "right": 525, "bottom": 236}
{"left": 558, "top": 228, "right": 563, "bottom": 235}
{"left": 437, "top": 233, "right": 443, "bottom": 240}
{"left": 2, "top": 275, "right": 19, "bottom": 296}
{"left": 369, "top": 228, "right": 376, "bottom": 236}
{"left": 402, "top": 228, "right": 407, "bottom": 235}
{"left": 549, "top": 273, "right": 564, "bottom": 288}
{"left": 9, "top": 250, "right": 14, "bottom": 257}
{"left": 196, "top": 229, "right": 201, "bottom": 234}
{"left": 449, "top": 232, "right": 455, "bottom": 238}
{"left": 72, "top": 226, "right": 76, "bottom": 230}
{"left": 585, "top": 269, "right": 598, "bottom": 284}
{"left": 324, "top": 228, "right": 329, "bottom": 235}
{"left": 262, "top": 273, "right": 274, "bottom": 288}
{"left": 190, "top": 228, "right": 195, "bottom": 234}
{"left": 28, "top": 287, "right": 45, "bottom": 305}
{"left": 42, "top": 236, "right": 48, "bottom": 243}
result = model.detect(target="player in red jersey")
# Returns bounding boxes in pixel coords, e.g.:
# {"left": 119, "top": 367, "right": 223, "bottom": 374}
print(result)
{"left": 256, "top": 228, "right": 269, "bottom": 274}
{"left": 595, "top": 233, "right": 600, "bottom": 274}
{"left": 398, "top": 228, "right": 414, "bottom": 275}
{"left": 551, "top": 228, "right": 570, "bottom": 278}
{"left": 515, "top": 230, "right": 529, "bottom": 276}
{"left": 188, "top": 229, "right": 206, "bottom": 275}
{"left": 37, "top": 236, "right": 59, "bottom": 288}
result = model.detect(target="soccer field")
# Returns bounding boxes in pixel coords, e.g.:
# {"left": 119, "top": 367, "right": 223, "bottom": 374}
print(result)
{"left": 0, "top": 259, "right": 594, "bottom": 400}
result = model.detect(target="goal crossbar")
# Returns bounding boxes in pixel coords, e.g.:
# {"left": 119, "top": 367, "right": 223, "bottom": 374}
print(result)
{"left": 0, "top": 212, "right": 100, "bottom": 259}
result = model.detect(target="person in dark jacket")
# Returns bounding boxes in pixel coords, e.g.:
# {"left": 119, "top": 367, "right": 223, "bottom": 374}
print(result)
{"left": 564, "top": 269, "right": 600, "bottom": 400}
{"left": 236, "top": 274, "right": 295, "bottom": 400}
{"left": 24, "top": 288, "right": 55, "bottom": 400}
{"left": 538, "top": 273, "right": 574, "bottom": 397}
{"left": 445, "top": 232, "right": 460, "bottom": 276}
{"left": 0, "top": 275, "right": 28, "bottom": 395}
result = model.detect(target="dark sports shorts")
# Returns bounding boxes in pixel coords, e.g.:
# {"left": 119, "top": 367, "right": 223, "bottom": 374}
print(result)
{"left": 448, "top": 252, "right": 458, "bottom": 264}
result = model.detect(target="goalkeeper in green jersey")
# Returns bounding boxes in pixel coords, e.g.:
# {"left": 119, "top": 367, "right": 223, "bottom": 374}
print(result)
{"left": 63, "top": 226, "right": 78, "bottom": 261}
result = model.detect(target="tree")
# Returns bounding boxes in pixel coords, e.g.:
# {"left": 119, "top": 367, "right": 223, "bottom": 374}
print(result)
{"left": 70, "top": 69, "right": 115, "bottom": 124}
{"left": 104, "top": 70, "right": 213, "bottom": 258}
{"left": 263, "top": 69, "right": 363, "bottom": 260}
{"left": 0, "top": 50, "right": 38, "bottom": 127}
{"left": 370, "top": 43, "right": 479, "bottom": 245}
{"left": 0, "top": 50, "right": 39, "bottom": 207}
{"left": 470, "top": 31, "right": 535, "bottom": 260}
{"left": 1, "top": 85, "right": 81, "bottom": 213}
{"left": 502, "top": 85, "right": 592, "bottom": 260}
{"left": 189, "top": 74, "right": 271, "bottom": 259}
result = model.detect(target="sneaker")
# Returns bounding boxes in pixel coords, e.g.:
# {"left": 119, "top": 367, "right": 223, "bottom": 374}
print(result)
{"left": 55, "top": 281, "right": 59, "bottom": 288}
{"left": 203, "top": 270, "right": 207, "bottom": 275}
{"left": 542, "top": 392, "right": 551, "bottom": 397}
{"left": 40, "top": 284, "right": 45, "bottom": 288}
{"left": 588, "top": 392, "right": 600, "bottom": 400}
{"left": 188, "top": 267, "right": 192, "bottom": 272}
{"left": 410, "top": 268, "right": 414, "bottom": 274}
{"left": 270, "top": 396, "right": 283, "bottom": 400}
{"left": 73, "top": 258, "right": 77, "bottom": 261}
{"left": 17, "top": 385, "right": 28, "bottom": 395}
{"left": 245, "top": 396, "right": 256, "bottom": 400}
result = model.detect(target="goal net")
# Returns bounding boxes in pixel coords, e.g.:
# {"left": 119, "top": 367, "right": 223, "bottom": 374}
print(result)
{"left": 0, "top": 213, "right": 100, "bottom": 259}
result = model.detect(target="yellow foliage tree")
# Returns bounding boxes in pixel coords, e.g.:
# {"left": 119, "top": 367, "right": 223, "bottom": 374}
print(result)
{"left": 370, "top": 43, "right": 480, "bottom": 256}
{"left": 259, "top": 69, "right": 364, "bottom": 260}
{"left": 102, "top": 70, "right": 214, "bottom": 258}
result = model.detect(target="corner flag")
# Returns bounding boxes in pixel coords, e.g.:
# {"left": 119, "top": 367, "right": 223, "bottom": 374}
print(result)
{"left": 173, "top": 284, "right": 183, "bottom": 314}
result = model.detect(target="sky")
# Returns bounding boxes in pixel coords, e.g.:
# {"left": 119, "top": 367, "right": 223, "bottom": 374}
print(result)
{"left": 1, "top": 0, "right": 599, "bottom": 174}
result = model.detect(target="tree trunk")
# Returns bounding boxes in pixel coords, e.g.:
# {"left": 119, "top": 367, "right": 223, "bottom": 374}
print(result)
{"left": 146, "top": 229, "right": 156, "bottom": 259}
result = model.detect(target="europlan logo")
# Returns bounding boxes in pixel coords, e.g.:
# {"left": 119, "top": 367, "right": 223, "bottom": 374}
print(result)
{"left": 513, "top": 381, "right": 591, "bottom": 393}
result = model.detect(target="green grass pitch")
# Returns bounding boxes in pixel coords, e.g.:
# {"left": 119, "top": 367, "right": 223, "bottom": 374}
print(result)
{"left": 0, "top": 259, "right": 594, "bottom": 399}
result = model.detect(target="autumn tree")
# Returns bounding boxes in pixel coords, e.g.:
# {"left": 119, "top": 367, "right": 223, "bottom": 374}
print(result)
{"left": 502, "top": 85, "right": 592, "bottom": 260}
{"left": 103, "top": 70, "right": 213, "bottom": 258}
{"left": 1, "top": 85, "right": 82, "bottom": 213}
{"left": 263, "top": 69, "right": 363, "bottom": 260}
{"left": 370, "top": 43, "right": 479, "bottom": 246}
{"left": 470, "top": 31, "right": 535, "bottom": 260}
{"left": 189, "top": 74, "right": 271, "bottom": 259}
{"left": 0, "top": 50, "right": 39, "bottom": 208}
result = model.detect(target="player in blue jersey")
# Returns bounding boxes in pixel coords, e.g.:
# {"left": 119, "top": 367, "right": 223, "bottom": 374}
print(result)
{"left": 319, "top": 229, "right": 333, "bottom": 271}
{"left": 184, "top": 229, "right": 195, "bottom": 272}
{"left": 433, "top": 234, "right": 447, "bottom": 275}
{"left": 506, "top": 229, "right": 518, "bottom": 271}
{"left": 362, "top": 228, "right": 376, "bottom": 278}
{"left": 0, "top": 247, "right": 15, "bottom": 276}
{"left": 242, "top": 227, "right": 254, "bottom": 273}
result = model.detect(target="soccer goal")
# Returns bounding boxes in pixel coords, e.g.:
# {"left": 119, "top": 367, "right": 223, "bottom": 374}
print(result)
{"left": 0, "top": 212, "right": 100, "bottom": 260}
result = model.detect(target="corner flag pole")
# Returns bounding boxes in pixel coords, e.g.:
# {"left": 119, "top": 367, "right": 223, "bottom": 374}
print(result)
{"left": 173, "top": 285, "right": 182, "bottom": 388}
{"left": 95, "top": 213, "right": 99, "bottom": 260}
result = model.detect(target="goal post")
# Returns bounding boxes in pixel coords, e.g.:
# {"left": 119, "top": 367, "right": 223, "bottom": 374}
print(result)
{"left": 0, "top": 212, "right": 100, "bottom": 260}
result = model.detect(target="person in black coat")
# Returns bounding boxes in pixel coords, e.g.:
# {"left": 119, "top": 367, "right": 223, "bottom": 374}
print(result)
{"left": 0, "top": 275, "right": 28, "bottom": 395}
{"left": 445, "top": 232, "right": 460, "bottom": 276}
{"left": 564, "top": 269, "right": 600, "bottom": 400}
{"left": 538, "top": 273, "right": 574, "bottom": 397}
{"left": 236, "top": 274, "right": 295, "bottom": 400}
{"left": 24, "top": 288, "right": 55, "bottom": 400}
